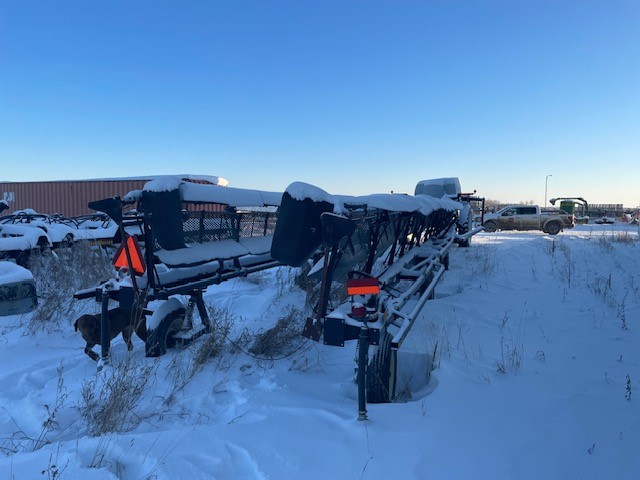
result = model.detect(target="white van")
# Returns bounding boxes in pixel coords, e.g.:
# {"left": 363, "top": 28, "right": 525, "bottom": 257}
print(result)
{"left": 414, "top": 177, "right": 461, "bottom": 199}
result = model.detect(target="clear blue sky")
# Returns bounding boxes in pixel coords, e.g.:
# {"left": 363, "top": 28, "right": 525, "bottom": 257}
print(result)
{"left": 1, "top": 0, "right": 638, "bottom": 206}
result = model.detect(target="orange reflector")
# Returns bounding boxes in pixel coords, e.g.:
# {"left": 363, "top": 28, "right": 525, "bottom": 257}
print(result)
{"left": 347, "top": 277, "right": 379, "bottom": 296}
{"left": 113, "top": 235, "right": 146, "bottom": 275}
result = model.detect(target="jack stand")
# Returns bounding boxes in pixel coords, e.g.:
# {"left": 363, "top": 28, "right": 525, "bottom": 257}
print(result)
{"left": 357, "top": 323, "right": 369, "bottom": 421}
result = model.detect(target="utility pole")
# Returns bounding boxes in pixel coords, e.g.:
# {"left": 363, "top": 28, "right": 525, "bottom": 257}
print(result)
{"left": 545, "top": 174, "right": 552, "bottom": 206}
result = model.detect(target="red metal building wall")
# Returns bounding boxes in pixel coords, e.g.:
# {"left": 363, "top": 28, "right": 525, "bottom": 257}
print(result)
{"left": 0, "top": 180, "right": 225, "bottom": 217}
{"left": 0, "top": 180, "right": 147, "bottom": 216}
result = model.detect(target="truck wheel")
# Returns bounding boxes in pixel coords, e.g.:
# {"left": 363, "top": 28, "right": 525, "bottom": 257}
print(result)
{"left": 366, "top": 330, "right": 397, "bottom": 403}
{"left": 483, "top": 220, "right": 497, "bottom": 233}
{"left": 545, "top": 222, "right": 561, "bottom": 235}
{"left": 146, "top": 307, "right": 186, "bottom": 357}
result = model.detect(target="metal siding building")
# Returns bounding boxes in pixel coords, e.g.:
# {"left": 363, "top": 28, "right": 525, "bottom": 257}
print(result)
{"left": 0, "top": 179, "right": 225, "bottom": 216}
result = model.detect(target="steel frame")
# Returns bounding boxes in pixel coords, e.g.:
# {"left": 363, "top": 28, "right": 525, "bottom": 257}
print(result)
{"left": 74, "top": 195, "right": 280, "bottom": 367}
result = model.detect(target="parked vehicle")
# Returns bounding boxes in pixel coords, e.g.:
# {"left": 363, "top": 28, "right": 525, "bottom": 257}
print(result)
{"left": 0, "top": 211, "right": 78, "bottom": 246}
{"left": 0, "top": 210, "right": 118, "bottom": 247}
{"left": 414, "top": 177, "right": 462, "bottom": 198}
{"left": 549, "top": 197, "right": 589, "bottom": 224}
{"left": 483, "top": 205, "right": 574, "bottom": 235}
{"left": 0, "top": 223, "right": 52, "bottom": 265}
{"left": 415, "top": 177, "right": 485, "bottom": 247}
{"left": 0, "top": 261, "right": 37, "bottom": 316}
{"left": 72, "top": 213, "right": 120, "bottom": 246}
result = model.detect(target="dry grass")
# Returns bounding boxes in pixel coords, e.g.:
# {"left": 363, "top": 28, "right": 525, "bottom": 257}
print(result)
{"left": 249, "top": 306, "right": 305, "bottom": 358}
{"left": 26, "top": 243, "right": 114, "bottom": 331}
{"left": 496, "top": 311, "right": 524, "bottom": 374}
{"left": 613, "top": 231, "right": 637, "bottom": 243}
{"left": 468, "top": 245, "right": 498, "bottom": 276}
{"left": 80, "top": 356, "right": 157, "bottom": 436}
{"left": 163, "top": 305, "right": 235, "bottom": 405}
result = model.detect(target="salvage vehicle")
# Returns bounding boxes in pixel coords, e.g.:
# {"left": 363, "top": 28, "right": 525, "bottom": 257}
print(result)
{"left": 0, "top": 261, "right": 37, "bottom": 316}
{"left": 0, "top": 223, "right": 52, "bottom": 266}
{"left": 0, "top": 210, "right": 118, "bottom": 247}
{"left": 482, "top": 205, "right": 574, "bottom": 235}
{"left": 0, "top": 203, "right": 50, "bottom": 264}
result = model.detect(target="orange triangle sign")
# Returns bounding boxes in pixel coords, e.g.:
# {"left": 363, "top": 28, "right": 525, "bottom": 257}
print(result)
{"left": 113, "top": 235, "right": 146, "bottom": 275}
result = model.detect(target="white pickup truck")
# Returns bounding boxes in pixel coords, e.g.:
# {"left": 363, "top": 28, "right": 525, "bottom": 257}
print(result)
{"left": 483, "top": 205, "right": 574, "bottom": 235}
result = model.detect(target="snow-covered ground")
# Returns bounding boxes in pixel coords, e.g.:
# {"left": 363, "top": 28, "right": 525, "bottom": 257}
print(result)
{"left": 0, "top": 223, "right": 638, "bottom": 479}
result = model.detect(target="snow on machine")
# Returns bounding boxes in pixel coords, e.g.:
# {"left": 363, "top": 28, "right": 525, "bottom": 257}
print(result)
{"left": 74, "top": 174, "right": 484, "bottom": 417}
{"left": 0, "top": 261, "right": 37, "bottom": 316}
{"left": 74, "top": 175, "right": 282, "bottom": 367}
{"left": 270, "top": 181, "right": 483, "bottom": 417}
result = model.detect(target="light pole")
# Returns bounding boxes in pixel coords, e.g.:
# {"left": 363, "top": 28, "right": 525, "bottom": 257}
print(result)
{"left": 544, "top": 174, "right": 552, "bottom": 206}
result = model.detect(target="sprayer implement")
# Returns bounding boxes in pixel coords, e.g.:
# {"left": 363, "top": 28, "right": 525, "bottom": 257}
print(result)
{"left": 270, "top": 182, "right": 482, "bottom": 416}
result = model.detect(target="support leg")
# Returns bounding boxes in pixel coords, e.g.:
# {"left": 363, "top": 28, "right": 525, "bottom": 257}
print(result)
{"left": 99, "top": 293, "right": 111, "bottom": 370}
{"left": 194, "top": 290, "right": 211, "bottom": 332}
{"left": 357, "top": 325, "right": 370, "bottom": 421}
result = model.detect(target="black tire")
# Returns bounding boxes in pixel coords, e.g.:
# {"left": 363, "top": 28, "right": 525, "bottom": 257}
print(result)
{"left": 366, "top": 330, "right": 397, "bottom": 403}
{"left": 545, "top": 222, "right": 561, "bottom": 235}
{"left": 146, "top": 307, "right": 186, "bottom": 357}
{"left": 483, "top": 220, "right": 497, "bottom": 233}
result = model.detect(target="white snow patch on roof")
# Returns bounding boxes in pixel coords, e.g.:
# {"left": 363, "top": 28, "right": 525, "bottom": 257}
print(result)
{"left": 416, "top": 177, "right": 461, "bottom": 187}
{"left": 415, "top": 177, "right": 462, "bottom": 198}
{"left": 1, "top": 174, "right": 229, "bottom": 186}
